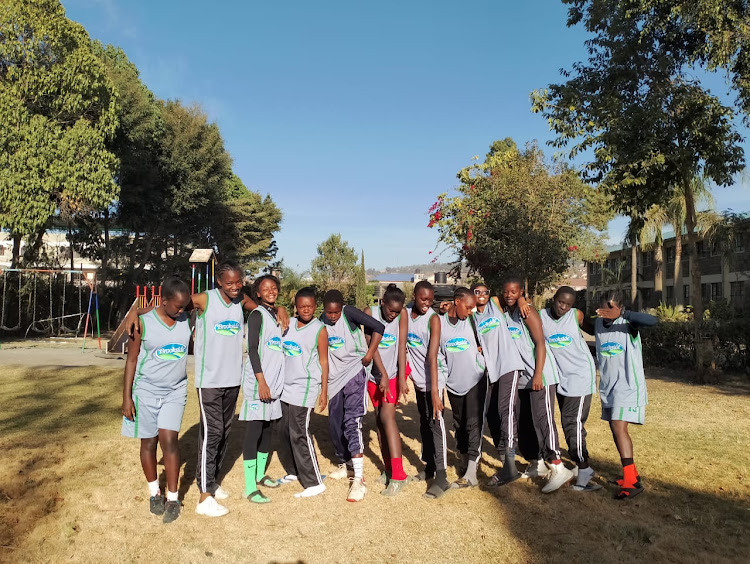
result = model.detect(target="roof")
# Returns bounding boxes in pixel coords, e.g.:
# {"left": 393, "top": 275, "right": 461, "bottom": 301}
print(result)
{"left": 189, "top": 249, "right": 217, "bottom": 263}
{"left": 372, "top": 273, "right": 414, "bottom": 282}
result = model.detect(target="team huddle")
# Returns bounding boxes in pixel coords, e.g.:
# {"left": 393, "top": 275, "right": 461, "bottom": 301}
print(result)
{"left": 121, "top": 261, "right": 657, "bottom": 523}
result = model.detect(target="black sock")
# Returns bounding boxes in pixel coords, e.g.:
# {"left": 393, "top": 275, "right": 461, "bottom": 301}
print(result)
{"left": 434, "top": 469, "right": 450, "bottom": 489}
{"left": 621, "top": 457, "right": 634, "bottom": 467}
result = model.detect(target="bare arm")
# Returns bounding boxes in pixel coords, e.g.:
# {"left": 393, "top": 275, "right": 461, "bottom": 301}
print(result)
{"left": 523, "top": 308, "right": 547, "bottom": 391}
{"left": 577, "top": 309, "right": 595, "bottom": 335}
{"left": 428, "top": 314, "right": 443, "bottom": 418}
{"left": 127, "top": 292, "right": 205, "bottom": 337}
{"left": 122, "top": 318, "right": 143, "bottom": 420}
{"left": 398, "top": 310, "right": 409, "bottom": 401}
{"left": 317, "top": 327, "right": 329, "bottom": 412}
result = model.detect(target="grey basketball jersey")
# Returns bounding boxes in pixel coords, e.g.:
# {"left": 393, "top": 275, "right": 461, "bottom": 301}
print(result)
{"left": 282, "top": 317, "right": 325, "bottom": 409}
{"left": 504, "top": 307, "right": 559, "bottom": 389}
{"left": 325, "top": 310, "right": 367, "bottom": 399}
{"left": 194, "top": 289, "right": 245, "bottom": 388}
{"left": 242, "top": 306, "right": 285, "bottom": 401}
{"left": 132, "top": 309, "right": 190, "bottom": 396}
{"left": 440, "top": 314, "right": 485, "bottom": 396}
{"left": 369, "top": 305, "right": 400, "bottom": 383}
{"left": 595, "top": 317, "right": 648, "bottom": 409}
{"left": 540, "top": 308, "right": 595, "bottom": 397}
{"left": 406, "top": 307, "right": 446, "bottom": 392}
{"left": 474, "top": 299, "right": 524, "bottom": 383}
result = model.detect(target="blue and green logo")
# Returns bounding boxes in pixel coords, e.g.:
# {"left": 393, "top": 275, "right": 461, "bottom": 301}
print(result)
{"left": 379, "top": 333, "right": 396, "bottom": 349}
{"left": 214, "top": 320, "right": 241, "bottom": 336}
{"left": 154, "top": 343, "right": 187, "bottom": 360}
{"left": 407, "top": 332, "right": 424, "bottom": 348}
{"left": 328, "top": 336, "right": 345, "bottom": 350}
{"left": 283, "top": 340, "right": 302, "bottom": 357}
{"left": 508, "top": 326, "right": 522, "bottom": 340}
{"left": 266, "top": 336, "right": 283, "bottom": 351}
{"left": 547, "top": 333, "right": 573, "bottom": 348}
{"left": 600, "top": 342, "right": 624, "bottom": 357}
{"left": 446, "top": 337, "right": 471, "bottom": 353}
{"left": 478, "top": 317, "right": 500, "bottom": 335}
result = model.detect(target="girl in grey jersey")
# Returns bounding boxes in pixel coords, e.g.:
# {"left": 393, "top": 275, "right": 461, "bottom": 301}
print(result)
{"left": 440, "top": 288, "right": 487, "bottom": 488}
{"left": 121, "top": 277, "right": 191, "bottom": 523}
{"left": 595, "top": 290, "right": 657, "bottom": 500}
{"left": 241, "top": 275, "right": 284, "bottom": 504}
{"left": 540, "top": 286, "right": 599, "bottom": 492}
{"left": 503, "top": 279, "right": 573, "bottom": 494}
{"left": 365, "top": 284, "right": 410, "bottom": 496}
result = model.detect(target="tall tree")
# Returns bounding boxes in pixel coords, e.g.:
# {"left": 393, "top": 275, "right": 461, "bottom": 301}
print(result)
{"left": 354, "top": 250, "right": 368, "bottom": 308}
{"left": 310, "top": 234, "right": 358, "bottom": 301}
{"left": 429, "top": 139, "right": 611, "bottom": 295}
{"left": 533, "top": 2, "right": 745, "bottom": 377}
{"left": 0, "top": 0, "right": 119, "bottom": 266}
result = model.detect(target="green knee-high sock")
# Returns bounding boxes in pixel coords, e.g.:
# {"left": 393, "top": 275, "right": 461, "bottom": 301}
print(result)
{"left": 243, "top": 459, "right": 258, "bottom": 496}
{"left": 256, "top": 452, "right": 270, "bottom": 481}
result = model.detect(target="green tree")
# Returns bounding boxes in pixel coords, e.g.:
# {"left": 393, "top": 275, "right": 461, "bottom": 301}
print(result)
{"left": 274, "top": 263, "right": 309, "bottom": 313}
{"left": 429, "top": 139, "right": 611, "bottom": 296}
{"left": 354, "top": 250, "right": 368, "bottom": 308}
{"left": 310, "top": 234, "right": 358, "bottom": 301}
{"left": 532, "top": 3, "right": 745, "bottom": 377}
{"left": 0, "top": 0, "right": 119, "bottom": 266}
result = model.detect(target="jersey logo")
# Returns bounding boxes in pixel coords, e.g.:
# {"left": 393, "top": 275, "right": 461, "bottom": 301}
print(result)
{"left": 266, "top": 336, "right": 283, "bottom": 351}
{"left": 508, "top": 326, "right": 522, "bottom": 340}
{"left": 328, "top": 336, "right": 345, "bottom": 350}
{"left": 407, "top": 333, "right": 424, "bottom": 348}
{"left": 600, "top": 342, "right": 624, "bottom": 356}
{"left": 282, "top": 340, "right": 302, "bottom": 357}
{"left": 446, "top": 337, "right": 471, "bottom": 353}
{"left": 154, "top": 343, "right": 187, "bottom": 360}
{"left": 379, "top": 333, "right": 396, "bottom": 348}
{"left": 478, "top": 317, "right": 500, "bottom": 334}
{"left": 214, "top": 320, "right": 241, "bottom": 336}
{"left": 547, "top": 333, "right": 573, "bottom": 348}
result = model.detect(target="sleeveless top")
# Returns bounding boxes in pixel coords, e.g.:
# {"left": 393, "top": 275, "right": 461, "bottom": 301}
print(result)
{"left": 595, "top": 317, "right": 648, "bottom": 409}
{"left": 325, "top": 310, "right": 367, "bottom": 398}
{"left": 132, "top": 309, "right": 190, "bottom": 396}
{"left": 474, "top": 299, "right": 524, "bottom": 382}
{"left": 369, "top": 305, "right": 400, "bottom": 383}
{"left": 282, "top": 317, "right": 326, "bottom": 408}
{"left": 194, "top": 289, "right": 245, "bottom": 388}
{"left": 440, "top": 314, "right": 485, "bottom": 396}
{"left": 504, "top": 307, "right": 559, "bottom": 389}
{"left": 242, "top": 306, "right": 285, "bottom": 401}
{"left": 406, "top": 307, "right": 446, "bottom": 392}
{"left": 540, "top": 307, "right": 596, "bottom": 397}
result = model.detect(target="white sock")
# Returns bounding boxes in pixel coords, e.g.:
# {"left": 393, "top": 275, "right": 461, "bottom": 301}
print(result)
{"left": 352, "top": 457, "right": 364, "bottom": 479}
{"left": 294, "top": 484, "right": 326, "bottom": 498}
{"left": 166, "top": 490, "right": 179, "bottom": 502}
{"left": 463, "top": 459, "right": 478, "bottom": 484}
{"left": 576, "top": 466, "right": 594, "bottom": 487}
{"left": 147, "top": 480, "right": 160, "bottom": 497}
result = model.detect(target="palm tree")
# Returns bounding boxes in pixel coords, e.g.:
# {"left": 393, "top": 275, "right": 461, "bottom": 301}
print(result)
{"left": 624, "top": 217, "right": 644, "bottom": 309}
{"left": 640, "top": 205, "right": 667, "bottom": 303}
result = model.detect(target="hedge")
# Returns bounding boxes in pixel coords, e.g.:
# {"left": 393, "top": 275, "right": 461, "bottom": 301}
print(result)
{"left": 641, "top": 319, "right": 750, "bottom": 372}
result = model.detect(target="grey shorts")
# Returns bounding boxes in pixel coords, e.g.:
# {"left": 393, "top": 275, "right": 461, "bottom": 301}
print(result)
{"left": 238, "top": 397, "right": 282, "bottom": 421}
{"left": 122, "top": 388, "right": 187, "bottom": 439}
{"left": 601, "top": 405, "right": 645, "bottom": 425}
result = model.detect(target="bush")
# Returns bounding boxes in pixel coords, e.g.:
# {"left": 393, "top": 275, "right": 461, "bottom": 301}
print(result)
{"left": 641, "top": 319, "right": 750, "bottom": 372}
{"left": 654, "top": 302, "right": 690, "bottom": 322}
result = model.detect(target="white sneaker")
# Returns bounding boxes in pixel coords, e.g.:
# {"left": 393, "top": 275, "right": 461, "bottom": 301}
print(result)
{"left": 521, "top": 459, "right": 550, "bottom": 479}
{"left": 294, "top": 484, "right": 326, "bottom": 498}
{"left": 328, "top": 463, "right": 352, "bottom": 480}
{"left": 346, "top": 477, "right": 367, "bottom": 502}
{"left": 214, "top": 485, "right": 229, "bottom": 500}
{"left": 541, "top": 463, "right": 575, "bottom": 493}
{"left": 195, "top": 496, "right": 229, "bottom": 517}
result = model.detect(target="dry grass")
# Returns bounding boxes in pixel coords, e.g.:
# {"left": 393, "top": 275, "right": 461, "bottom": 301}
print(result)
{"left": 0, "top": 354, "right": 749, "bottom": 564}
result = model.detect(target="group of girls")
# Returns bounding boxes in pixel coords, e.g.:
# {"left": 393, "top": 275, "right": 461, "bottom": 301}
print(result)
{"left": 121, "top": 261, "right": 656, "bottom": 524}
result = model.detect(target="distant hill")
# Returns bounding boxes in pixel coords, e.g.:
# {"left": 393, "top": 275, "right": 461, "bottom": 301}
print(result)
{"left": 366, "top": 262, "right": 458, "bottom": 276}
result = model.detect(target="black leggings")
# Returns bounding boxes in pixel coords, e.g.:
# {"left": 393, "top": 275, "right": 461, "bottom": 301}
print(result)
{"left": 243, "top": 420, "right": 273, "bottom": 460}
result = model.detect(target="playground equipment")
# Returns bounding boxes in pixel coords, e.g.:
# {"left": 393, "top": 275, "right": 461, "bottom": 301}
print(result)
{"left": 189, "top": 248, "right": 217, "bottom": 294}
{"left": 106, "top": 283, "right": 163, "bottom": 355}
{"left": 0, "top": 268, "right": 92, "bottom": 338}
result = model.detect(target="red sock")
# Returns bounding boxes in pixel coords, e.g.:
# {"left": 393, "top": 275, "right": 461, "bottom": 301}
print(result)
{"left": 550, "top": 459, "right": 562, "bottom": 465}
{"left": 622, "top": 463, "right": 638, "bottom": 487}
{"left": 390, "top": 457, "right": 407, "bottom": 481}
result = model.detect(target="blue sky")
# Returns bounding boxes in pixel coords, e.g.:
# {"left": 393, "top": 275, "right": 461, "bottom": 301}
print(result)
{"left": 63, "top": 0, "right": 750, "bottom": 271}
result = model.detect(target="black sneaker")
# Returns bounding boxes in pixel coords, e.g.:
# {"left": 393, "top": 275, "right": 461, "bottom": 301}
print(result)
{"left": 149, "top": 494, "right": 165, "bottom": 516}
{"left": 163, "top": 499, "right": 181, "bottom": 523}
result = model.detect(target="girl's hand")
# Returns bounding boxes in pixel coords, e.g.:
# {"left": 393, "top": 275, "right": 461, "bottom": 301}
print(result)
{"left": 431, "top": 391, "right": 444, "bottom": 419}
{"left": 518, "top": 295, "right": 532, "bottom": 319}
{"left": 379, "top": 375, "right": 390, "bottom": 401}
{"left": 258, "top": 380, "right": 271, "bottom": 402}
{"left": 531, "top": 373, "right": 543, "bottom": 391}
{"left": 362, "top": 354, "right": 373, "bottom": 367}
{"left": 399, "top": 377, "right": 410, "bottom": 404}
{"left": 122, "top": 397, "right": 136, "bottom": 421}
{"left": 277, "top": 307, "right": 290, "bottom": 332}
{"left": 439, "top": 301, "right": 451, "bottom": 313}
{"left": 596, "top": 301, "right": 621, "bottom": 320}
{"left": 317, "top": 393, "right": 328, "bottom": 413}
